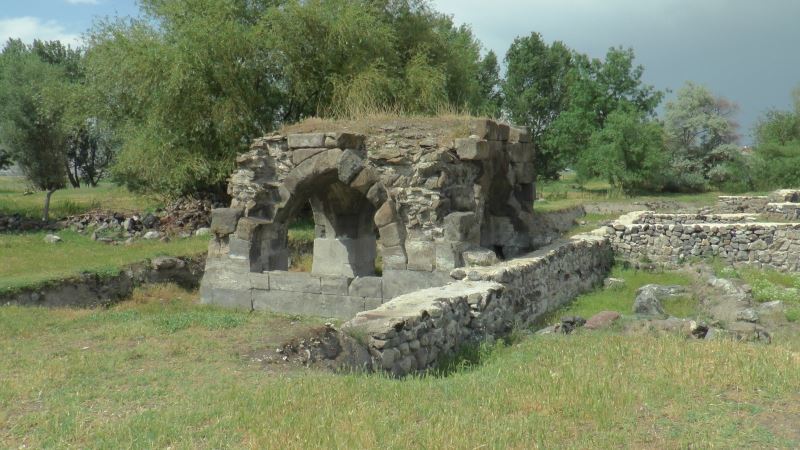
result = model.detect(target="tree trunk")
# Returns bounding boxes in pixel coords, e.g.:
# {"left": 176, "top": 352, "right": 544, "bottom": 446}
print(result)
{"left": 65, "top": 161, "right": 80, "bottom": 188}
{"left": 42, "top": 189, "right": 55, "bottom": 222}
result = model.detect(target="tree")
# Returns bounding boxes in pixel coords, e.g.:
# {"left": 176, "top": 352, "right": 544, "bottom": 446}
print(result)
{"left": 502, "top": 32, "right": 572, "bottom": 179}
{"left": 545, "top": 46, "right": 663, "bottom": 181}
{"left": 475, "top": 50, "right": 502, "bottom": 117}
{"left": 751, "top": 87, "right": 800, "bottom": 189}
{"left": 576, "top": 107, "right": 666, "bottom": 193}
{"left": 87, "top": 0, "right": 286, "bottom": 198}
{"left": 0, "top": 43, "right": 70, "bottom": 220}
{"left": 663, "top": 82, "right": 741, "bottom": 191}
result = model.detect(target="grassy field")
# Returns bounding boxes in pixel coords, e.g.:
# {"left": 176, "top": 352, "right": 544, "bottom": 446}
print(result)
{"left": 540, "top": 266, "right": 698, "bottom": 324}
{"left": 534, "top": 173, "right": 764, "bottom": 212}
{"left": 0, "top": 230, "right": 208, "bottom": 292}
{"left": 0, "top": 176, "right": 159, "bottom": 219}
{"left": 1, "top": 284, "right": 798, "bottom": 448}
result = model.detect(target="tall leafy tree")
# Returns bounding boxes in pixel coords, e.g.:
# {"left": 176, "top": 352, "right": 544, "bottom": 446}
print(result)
{"left": 87, "top": 0, "right": 286, "bottom": 198}
{"left": 0, "top": 41, "right": 70, "bottom": 220}
{"left": 663, "top": 81, "right": 741, "bottom": 191}
{"left": 577, "top": 107, "right": 666, "bottom": 193}
{"left": 502, "top": 32, "right": 572, "bottom": 179}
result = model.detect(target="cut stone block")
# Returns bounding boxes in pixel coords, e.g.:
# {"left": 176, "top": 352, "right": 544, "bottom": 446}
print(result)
{"left": 379, "top": 222, "right": 405, "bottom": 247}
{"left": 291, "top": 147, "right": 327, "bottom": 165}
{"left": 406, "top": 240, "right": 435, "bottom": 271}
{"left": 321, "top": 276, "right": 352, "bottom": 295}
{"left": 435, "top": 242, "right": 465, "bottom": 270}
{"left": 210, "top": 208, "right": 243, "bottom": 237}
{"left": 455, "top": 138, "right": 490, "bottom": 160}
{"left": 249, "top": 273, "right": 270, "bottom": 290}
{"left": 267, "top": 271, "right": 322, "bottom": 294}
{"left": 444, "top": 212, "right": 478, "bottom": 242}
{"left": 252, "top": 290, "right": 367, "bottom": 320}
{"left": 470, "top": 119, "right": 498, "bottom": 140}
{"left": 463, "top": 248, "right": 499, "bottom": 267}
{"left": 312, "top": 237, "right": 377, "bottom": 277}
{"left": 381, "top": 244, "right": 408, "bottom": 270}
{"left": 349, "top": 276, "right": 383, "bottom": 299}
{"left": 287, "top": 133, "right": 326, "bottom": 149}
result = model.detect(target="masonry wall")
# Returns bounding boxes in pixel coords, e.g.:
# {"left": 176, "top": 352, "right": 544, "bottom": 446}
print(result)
{"left": 341, "top": 233, "right": 612, "bottom": 376}
{"left": 609, "top": 211, "right": 800, "bottom": 271}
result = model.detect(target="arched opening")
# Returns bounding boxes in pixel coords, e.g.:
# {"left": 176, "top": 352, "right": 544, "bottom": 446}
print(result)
{"left": 250, "top": 168, "right": 381, "bottom": 278}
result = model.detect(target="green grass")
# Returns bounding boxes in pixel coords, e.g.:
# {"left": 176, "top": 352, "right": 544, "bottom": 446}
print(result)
{"left": 0, "top": 230, "right": 208, "bottom": 292}
{"left": 1, "top": 285, "right": 798, "bottom": 448}
{"left": 0, "top": 176, "right": 158, "bottom": 219}
{"left": 542, "top": 265, "right": 696, "bottom": 323}
{"left": 534, "top": 172, "right": 764, "bottom": 213}
{"left": 710, "top": 263, "right": 800, "bottom": 322}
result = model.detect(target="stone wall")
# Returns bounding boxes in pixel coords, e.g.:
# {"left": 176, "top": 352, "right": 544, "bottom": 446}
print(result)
{"left": 341, "top": 233, "right": 612, "bottom": 376}
{"left": 609, "top": 211, "right": 800, "bottom": 271}
{"left": 716, "top": 196, "right": 770, "bottom": 213}
{"left": 202, "top": 119, "right": 540, "bottom": 316}
{"left": 530, "top": 205, "right": 586, "bottom": 248}
{"left": 632, "top": 212, "right": 757, "bottom": 225}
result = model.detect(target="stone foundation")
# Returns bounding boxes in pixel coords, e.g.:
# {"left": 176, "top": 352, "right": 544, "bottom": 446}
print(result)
{"left": 609, "top": 211, "right": 800, "bottom": 271}
{"left": 341, "top": 233, "right": 612, "bottom": 376}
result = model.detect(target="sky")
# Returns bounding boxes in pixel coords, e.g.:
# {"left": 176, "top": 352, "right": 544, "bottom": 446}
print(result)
{"left": 2, "top": 0, "right": 799, "bottom": 143}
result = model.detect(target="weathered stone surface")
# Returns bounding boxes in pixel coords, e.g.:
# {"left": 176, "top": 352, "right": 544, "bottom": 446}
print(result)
{"left": 312, "top": 237, "right": 376, "bottom": 278}
{"left": 443, "top": 212, "right": 478, "bottom": 242}
{"left": 379, "top": 222, "right": 405, "bottom": 247}
{"left": 288, "top": 133, "right": 326, "bottom": 148}
{"left": 455, "top": 138, "right": 490, "bottom": 160}
{"left": 470, "top": 119, "right": 498, "bottom": 140}
{"left": 291, "top": 147, "right": 327, "bottom": 165}
{"left": 338, "top": 149, "right": 363, "bottom": 184}
{"left": 44, "top": 234, "right": 61, "bottom": 244}
{"left": 268, "top": 271, "right": 322, "bottom": 294}
{"left": 143, "top": 231, "right": 161, "bottom": 240}
{"left": 406, "top": 240, "right": 435, "bottom": 271}
{"left": 342, "top": 235, "right": 614, "bottom": 376}
{"left": 252, "top": 290, "right": 368, "bottom": 320}
{"left": 633, "top": 284, "right": 685, "bottom": 316}
{"left": 210, "top": 208, "right": 243, "bottom": 237}
{"left": 320, "top": 276, "right": 351, "bottom": 295}
{"left": 609, "top": 210, "right": 800, "bottom": 272}
{"left": 584, "top": 311, "right": 621, "bottom": 330}
{"left": 374, "top": 201, "right": 396, "bottom": 228}
{"left": 463, "top": 249, "right": 499, "bottom": 267}
{"left": 349, "top": 276, "right": 383, "bottom": 298}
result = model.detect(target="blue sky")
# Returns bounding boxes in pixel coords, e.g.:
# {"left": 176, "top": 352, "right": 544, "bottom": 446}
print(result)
{"left": 3, "top": 0, "right": 799, "bottom": 142}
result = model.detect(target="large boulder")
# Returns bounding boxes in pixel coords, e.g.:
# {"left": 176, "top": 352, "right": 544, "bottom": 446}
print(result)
{"left": 633, "top": 284, "right": 686, "bottom": 316}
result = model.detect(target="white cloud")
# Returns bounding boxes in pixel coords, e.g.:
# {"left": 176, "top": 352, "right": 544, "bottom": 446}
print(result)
{"left": 65, "top": 0, "right": 100, "bottom": 4}
{"left": 0, "top": 17, "right": 82, "bottom": 47}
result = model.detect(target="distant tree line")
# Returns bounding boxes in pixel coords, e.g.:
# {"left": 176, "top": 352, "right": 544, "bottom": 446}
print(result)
{"left": 0, "top": 0, "right": 798, "bottom": 218}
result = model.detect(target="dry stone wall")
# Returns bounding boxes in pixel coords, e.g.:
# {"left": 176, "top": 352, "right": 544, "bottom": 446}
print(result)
{"left": 342, "top": 233, "right": 612, "bottom": 376}
{"left": 609, "top": 211, "right": 800, "bottom": 271}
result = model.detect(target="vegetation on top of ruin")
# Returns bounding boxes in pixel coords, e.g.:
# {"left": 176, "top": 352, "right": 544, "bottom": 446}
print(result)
{"left": 280, "top": 111, "right": 479, "bottom": 140}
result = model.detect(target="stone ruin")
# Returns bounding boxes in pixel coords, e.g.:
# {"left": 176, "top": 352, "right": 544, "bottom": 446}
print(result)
{"left": 200, "top": 119, "right": 538, "bottom": 318}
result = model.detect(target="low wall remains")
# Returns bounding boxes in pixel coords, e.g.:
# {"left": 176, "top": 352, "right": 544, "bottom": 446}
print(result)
{"left": 530, "top": 205, "right": 586, "bottom": 248}
{"left": 341, "top": 233, "right": 612, "bottom": 376}
{"left": 632, "top": 212, "right": 757, "bottom": 225}
{"left": 1, "top": 256, "right": 205, "bottom": 308}
{"left": 609, "top": 211, "right": 800, "bottom": 272}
